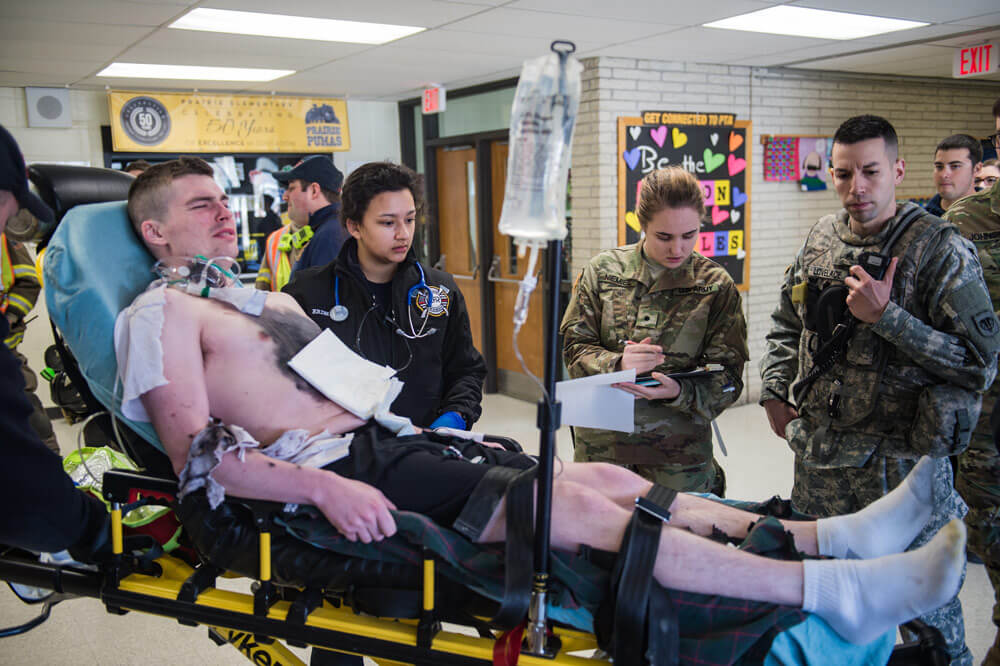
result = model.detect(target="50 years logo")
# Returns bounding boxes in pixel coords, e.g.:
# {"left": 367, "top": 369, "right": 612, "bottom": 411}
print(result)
{"left": 120, "top": 96, "right": 171, "bottom": 146}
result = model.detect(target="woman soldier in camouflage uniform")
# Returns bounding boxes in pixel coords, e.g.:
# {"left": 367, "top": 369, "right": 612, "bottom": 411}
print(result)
{"left": 561, "top": 167, "right": 748, "bottom": 494}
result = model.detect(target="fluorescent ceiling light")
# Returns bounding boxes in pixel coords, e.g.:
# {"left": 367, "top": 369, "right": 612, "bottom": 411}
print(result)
{"left": 704, "top": 6, "right": 928, "bottom": 40}
{"left": 171, "top": 8, "right": 425, "bottom": 44}
{"left": 97, "top": 63, "right": 294, "bottom": 82}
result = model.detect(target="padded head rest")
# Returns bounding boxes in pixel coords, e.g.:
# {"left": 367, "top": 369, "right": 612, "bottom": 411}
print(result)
{"left": 27, "top": 164, "right": 134, "bottom": 229}
{"left": 44, "top": 200, "right": 162, "bottom": 449}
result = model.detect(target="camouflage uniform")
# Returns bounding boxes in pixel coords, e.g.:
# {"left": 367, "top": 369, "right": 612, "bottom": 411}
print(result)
{"left": 761, "top": 201, "right": 1000, "bottom": 666}
{"left": 946, "top": 183, "right": 1000, "bottom": 666}
{"left": 561, "top": 241, "right": 748, "bottom": 494}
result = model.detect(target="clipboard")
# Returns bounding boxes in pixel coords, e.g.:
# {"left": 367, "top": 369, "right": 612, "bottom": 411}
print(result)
{"left": 635, "top": 364, "right": 725, "bottom": 386}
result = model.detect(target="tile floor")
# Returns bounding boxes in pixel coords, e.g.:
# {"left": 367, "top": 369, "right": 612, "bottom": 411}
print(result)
{"left": 1, "top": 395, "right": 994, "bottom": 664}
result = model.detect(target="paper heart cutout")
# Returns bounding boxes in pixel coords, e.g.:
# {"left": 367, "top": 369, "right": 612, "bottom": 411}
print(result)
{"left": 729, "top": 132, "right": 744, "bottom": 151}
{"left": 629, "top": 126, "right": 641, "bottom": 141}
{"left": 711, "top": 206, "right": 729, "bottom": 225}
{"left": 625, "top": 211, "right": 641, "bottom": 232}
{"left": 672, "top": 127, "right": 688, "bottom": 149}
{"left": 710, "top": 133, "right": 719, "bottom": 146}
{"left": 623, "top": 148, "right": 640, "bottom": 170}
{"left": 732, "top": 186, "right": 748, "bottom": 207}
{"left": 728, "top": 153, "right": 746, "bottom": 176}
{"left": 737, "top": 247, "right": 746, "bottom": 260}
{"left": 731, "top": 210, "right": 741, "bottom": 223}
{"left": 703, "top": 148, "right": 724, "bottom": 173}
{"left": 650, "top": 125, "right": 667, "bottom": 147}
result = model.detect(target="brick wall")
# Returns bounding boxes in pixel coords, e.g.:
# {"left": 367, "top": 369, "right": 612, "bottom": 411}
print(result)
{"left": 570, "top": 57, "right": 1000, "bottom": 404}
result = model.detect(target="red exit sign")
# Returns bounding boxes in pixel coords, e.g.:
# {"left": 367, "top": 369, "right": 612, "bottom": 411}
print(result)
{"left": 422, "top": 85, "right": 447, "bottom": 114}
{"left": 953, "top": 42, "right": 999, "bottom": 78}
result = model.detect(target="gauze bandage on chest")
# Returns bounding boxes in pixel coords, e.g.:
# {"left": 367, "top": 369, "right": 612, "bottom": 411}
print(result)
{"left": 289, "top": 329, "right": 405, "bottom": 422}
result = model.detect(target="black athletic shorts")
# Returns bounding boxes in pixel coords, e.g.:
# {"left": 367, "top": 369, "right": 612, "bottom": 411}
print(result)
{"left": 326, "top": 423, "right": 535, "bottom": 539}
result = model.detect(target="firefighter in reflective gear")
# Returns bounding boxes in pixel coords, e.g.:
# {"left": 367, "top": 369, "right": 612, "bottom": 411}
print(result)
{"left": 256, "top": 156, "right": 345, "bottom": 291}
{"left": 1, "top": 232, "right": 58, "bottom": 454}
{"left": 255, "top": 223, "right": 313, "bottom": 291}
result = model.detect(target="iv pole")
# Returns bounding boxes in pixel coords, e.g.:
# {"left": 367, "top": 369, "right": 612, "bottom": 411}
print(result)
{"left": 523, "top": 39, "right": 575, "bottom": 658}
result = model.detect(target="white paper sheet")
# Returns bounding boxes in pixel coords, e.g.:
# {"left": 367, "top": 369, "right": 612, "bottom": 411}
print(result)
{"left": 555, "top": 368, "right": 636, "bottom": 433}
{"left": 288, "top": 329, "right": 401, "bottom": 419}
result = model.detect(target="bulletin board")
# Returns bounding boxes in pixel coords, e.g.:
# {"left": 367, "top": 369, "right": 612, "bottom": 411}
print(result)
{"left": 618, "top": 116, "right": 752, "bottom": 290}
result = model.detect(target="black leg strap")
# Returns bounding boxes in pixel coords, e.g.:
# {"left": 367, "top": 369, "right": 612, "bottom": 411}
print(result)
{"left": 597, "top": 484, "right": 680, "bottom": 665}
{"left": 489, "top": 467, "right": 537, "bottom": 630}
{"left": 635, "top": 484, "right": 678, "bottom": 523}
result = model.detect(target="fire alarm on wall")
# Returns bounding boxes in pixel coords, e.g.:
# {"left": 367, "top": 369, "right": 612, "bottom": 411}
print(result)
{"left": 25, "top": 87, "right": 72, "bottom": 128}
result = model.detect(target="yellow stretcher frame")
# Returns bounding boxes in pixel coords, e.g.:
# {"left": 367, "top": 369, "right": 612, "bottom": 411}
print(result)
{"left": 55, "top": 470, "right": 602, "bottom": 666}
{"left": 109, "top": 554, "right": 599, "bottom": 666}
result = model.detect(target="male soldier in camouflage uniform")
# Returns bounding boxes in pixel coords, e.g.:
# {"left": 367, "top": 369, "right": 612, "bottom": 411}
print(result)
{"left": 562, "top": 167, "right": 747, "bottom": 494}
{"left": 760, "top": 115, "right": 999, "bottom": 666}
{"left": 945, "top": 105, "right": 1000, "bottom": 665}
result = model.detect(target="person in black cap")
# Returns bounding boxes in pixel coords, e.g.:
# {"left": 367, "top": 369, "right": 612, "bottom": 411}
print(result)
{"left": 258, "top": 155, "right": 346, "bottom": 291}
{"left": 0, "top": 123, "right": 109, "bottom": 559}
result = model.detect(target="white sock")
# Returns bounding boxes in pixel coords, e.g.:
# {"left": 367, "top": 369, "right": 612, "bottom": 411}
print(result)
{"left": 802, "top": 518, "right": 965, "bottom": 645}
{"left": 816, "top": 456, "right": 935, "bottom": 559}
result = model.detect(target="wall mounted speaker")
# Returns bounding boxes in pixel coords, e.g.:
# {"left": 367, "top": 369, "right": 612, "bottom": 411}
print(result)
{"left": 25, "top": 87, "right": 72, "bottom": 128}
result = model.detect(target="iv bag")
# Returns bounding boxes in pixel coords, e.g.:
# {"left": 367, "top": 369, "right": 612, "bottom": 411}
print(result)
{"left": 498, "top": 51, "right": 582, "bottom": 243}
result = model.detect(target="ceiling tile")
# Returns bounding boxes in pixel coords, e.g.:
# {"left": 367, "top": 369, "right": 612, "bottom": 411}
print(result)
{"left": 73, "top": 75, "right": 272, "bottom": 92}
{"left": 851, "top": 23, "right": 994, "bottom": 47}
{"left": 396, "top": 27, "right": 618, "bottom": 57}
{"left": 0, "top": 18, "right": 152, "bottom": 45}
{"left": 199, "top": 0, "right": 487, "bottom": 29}
{"left": 789, "top": 42, "right": 1000, "bottom": 80}
{"left": 930, "top": 28, "right": 1000, "bottom": 48}
{"left": 596, "top": 26, "right": 826, "bottom": 63}
{"left": 125, "top": 28, "right": 369, "bottom": 65}
{"left": 0, "top": 72, "right": 88, "bottom": 87}
{"left": 442, "top": 7, "right": 674, "bottom": 42}
{"left": 507, "top": 0, "right": 774, "bottom": 26}
{"left": 947, "top": 12, "right": 1000, "bottom": 27}
{"left": 0, "top": 58, "right": 107, "bottom": 77}
{"left": 792, "top": 0, "right": 1000, "bottom": 24}
{"left": 0, "top": 0, "right": 192, "bottom": 25}
{"left": 0, "top": 38, "right": 127, "bottom": 63}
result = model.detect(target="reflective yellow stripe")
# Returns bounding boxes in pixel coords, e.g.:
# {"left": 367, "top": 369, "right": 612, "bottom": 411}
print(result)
{"left": 6, "top": 293, "right": 33, "bottom": 316}
{"left": 4, "top": 331, "right": 23, "bottom": 349}
{"left": 265, "top": 227, "right": 294, "bottom": 291}
{"left": 11, "top": 265, "right": 37, "bottom": 278}
{"left": 0, "top": 233, "right": 12, "bottom": 291}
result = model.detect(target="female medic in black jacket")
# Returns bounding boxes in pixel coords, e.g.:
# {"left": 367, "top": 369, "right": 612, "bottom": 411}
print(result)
{"left": 284, "top": 162, "right": 486, "bottom": 430}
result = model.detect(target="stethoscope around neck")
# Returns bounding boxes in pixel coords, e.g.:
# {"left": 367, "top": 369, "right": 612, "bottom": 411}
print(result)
{"left": 332, "top": 260, "right": 440, "bottom": 368}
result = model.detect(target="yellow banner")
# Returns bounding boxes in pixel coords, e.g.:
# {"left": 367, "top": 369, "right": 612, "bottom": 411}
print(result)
{"left": 108, "top": 91, "right": 350, "bottom": 153}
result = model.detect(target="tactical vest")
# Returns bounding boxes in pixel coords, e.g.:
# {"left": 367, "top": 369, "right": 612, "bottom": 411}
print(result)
{"left": 790, "top": 204, "right": 952, "bottom": 462}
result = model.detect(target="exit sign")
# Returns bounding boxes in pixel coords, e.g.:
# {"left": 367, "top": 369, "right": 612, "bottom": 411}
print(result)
{"left": 953, "top": 43, "right": 998, "bottom": 78}
{"left": 422, "top": 85, "right": 446, "bottom": 114}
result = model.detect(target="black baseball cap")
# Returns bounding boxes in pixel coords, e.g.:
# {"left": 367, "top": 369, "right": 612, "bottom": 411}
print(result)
{"left": 0, "top": 124, "right": 54, "bottom": 225}
{"left": 272, "top": 155, "right": 344, "bottom": 191}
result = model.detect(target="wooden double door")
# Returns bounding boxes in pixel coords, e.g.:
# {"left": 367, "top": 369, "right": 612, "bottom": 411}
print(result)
{"left": 431, "top": 135, "right": 546, "bottom": 398}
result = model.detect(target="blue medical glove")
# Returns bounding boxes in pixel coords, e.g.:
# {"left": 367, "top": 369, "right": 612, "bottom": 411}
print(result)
{"left": 430, "top": 411, "right": 466, "bottom": 430}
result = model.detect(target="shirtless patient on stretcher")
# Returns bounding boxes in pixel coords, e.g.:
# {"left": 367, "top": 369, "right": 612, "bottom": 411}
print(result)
{"left": 116, "top": 157, "right": 967, "bottom": 646}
